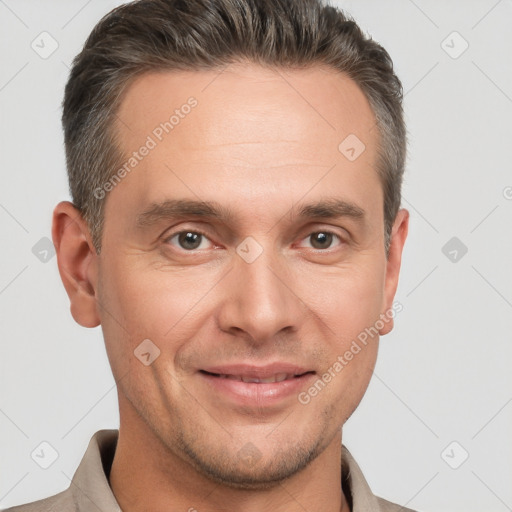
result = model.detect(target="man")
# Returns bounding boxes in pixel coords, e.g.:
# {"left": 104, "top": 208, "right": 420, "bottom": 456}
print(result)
{"left": 5, "top": 0, "right": 413, "bottom": 510}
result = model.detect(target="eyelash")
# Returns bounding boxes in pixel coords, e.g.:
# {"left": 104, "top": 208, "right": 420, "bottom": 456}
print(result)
{"left": 163, "top": 229, "right": 345, "bottom": 252}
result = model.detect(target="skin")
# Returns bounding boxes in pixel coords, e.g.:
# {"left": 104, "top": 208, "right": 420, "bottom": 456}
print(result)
{"left": 52, "top": 62, "right": 409, "bottom": 512}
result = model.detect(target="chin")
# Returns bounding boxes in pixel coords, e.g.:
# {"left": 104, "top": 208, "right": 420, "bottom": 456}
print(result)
{"left": 176, "top": 430, "right": 325, "bottom": 489}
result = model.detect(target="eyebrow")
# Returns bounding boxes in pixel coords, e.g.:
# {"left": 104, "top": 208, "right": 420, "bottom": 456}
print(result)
{"left": 136, "top": 198, "right": 365, "bottom": 228}
{"left": 136, "top": 199, "right": 235, "bottom": 227}
{"left": 297, "top": 198, "right": 365, "bottom": 221}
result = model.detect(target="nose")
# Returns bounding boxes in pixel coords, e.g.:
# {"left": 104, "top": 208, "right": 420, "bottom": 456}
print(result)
{"left": 216, "top": 247, "right": 304, "bottom": 344}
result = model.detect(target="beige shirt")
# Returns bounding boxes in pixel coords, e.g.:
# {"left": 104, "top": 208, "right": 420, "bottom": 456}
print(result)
{"left": 3, "top": 430, "right": 417, "bottom": 512}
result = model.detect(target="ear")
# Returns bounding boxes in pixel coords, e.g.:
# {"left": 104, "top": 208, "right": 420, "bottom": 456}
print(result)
{"left": 379, "top": 208, "right": 409, "bottom": 336}
{"left": 52, "top": 201, "right": 101, "bottom": 328}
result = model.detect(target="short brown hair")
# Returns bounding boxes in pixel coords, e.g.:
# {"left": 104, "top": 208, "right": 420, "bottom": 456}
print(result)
{"left": 62, "top": 0, "right": 406, "bottom": 255}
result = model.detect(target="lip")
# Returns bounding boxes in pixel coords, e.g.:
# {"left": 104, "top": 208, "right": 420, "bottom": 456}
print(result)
{"left": 198, "top": 363, "right": 316, "bottom": 407}
{"left": 201, "top": 363, "right": 312, "bottom": 379}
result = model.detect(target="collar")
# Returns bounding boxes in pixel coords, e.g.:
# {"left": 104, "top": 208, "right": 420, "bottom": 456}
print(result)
{"left": 70, "top": 429, "right": 385, "bottom": 512}
{"left": 341, "top": 444, "right": 385, "bottom": 511}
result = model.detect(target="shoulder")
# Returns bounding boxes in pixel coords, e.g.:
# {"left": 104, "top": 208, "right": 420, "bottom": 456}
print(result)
{"left": 341, "top": 444, "right": 420, "bottom": 512}
{"left": 1, "top": 488, "right": 75, "bottom": 512}
{"left": 2, "top": 429, "right": 119, "bottom": 512}
{"left": 376, "top": 495, "right": 418, "bottom": 512}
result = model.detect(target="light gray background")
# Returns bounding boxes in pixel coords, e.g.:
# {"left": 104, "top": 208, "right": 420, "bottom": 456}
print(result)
{"left": 1, "top": 1, "right": 511, "bottom": 510}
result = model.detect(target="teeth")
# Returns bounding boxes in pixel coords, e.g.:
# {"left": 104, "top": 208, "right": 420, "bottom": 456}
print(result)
{"left": 217, "top": 373, "right": 294, "bottom": 383}
{"left": 242, "top": 376, "right": 263, "bottom": 383}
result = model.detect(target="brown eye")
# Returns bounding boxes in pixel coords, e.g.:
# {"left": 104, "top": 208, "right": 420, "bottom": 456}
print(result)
{"left": 309, "top": 232, "right": 335, "bottom": 249}
{"left": 166, "top": 231, "right": 212, "bottom": 251}
{"left": 178, "top": 232, "right": 202, "bottom": 250}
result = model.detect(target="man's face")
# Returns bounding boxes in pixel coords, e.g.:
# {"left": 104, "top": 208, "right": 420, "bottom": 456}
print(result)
{"left": 93, "top": 63, "right": 406, "bottom": 486}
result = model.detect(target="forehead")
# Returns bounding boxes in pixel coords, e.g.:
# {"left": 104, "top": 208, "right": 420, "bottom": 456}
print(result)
{"left": 109, "top": 62, "right": 381, "bottom": 227}
{"left": 116, "top": 62, "right": 377, "bottom": 152}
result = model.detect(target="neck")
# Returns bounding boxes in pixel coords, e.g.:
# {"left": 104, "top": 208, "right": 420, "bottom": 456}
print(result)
{"left": 109, "top": 401, "right": 349, "bottom": 512}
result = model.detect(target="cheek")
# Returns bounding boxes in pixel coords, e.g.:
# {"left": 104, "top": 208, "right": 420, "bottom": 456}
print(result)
{"left": 96, "top": 262, "right": 208, "bottom": 410}
{"left": 301, "top": 259, "right": 385, "bottom": 341}
{"left": 296, "top": 260, "right": 384, "bottom": 404}
{"left": 301, "top": 267, "right": 383, "bottom": 421}
{"left": 97, "top": 259, "right": 221, "bottom": 366}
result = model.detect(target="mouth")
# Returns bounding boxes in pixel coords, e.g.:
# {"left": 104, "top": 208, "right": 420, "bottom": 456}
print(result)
{"left": 199, "top": 370, "right": 314, "bottom": 383}
{"left": 197, "top": 364, "right": 316, "bottom": 406}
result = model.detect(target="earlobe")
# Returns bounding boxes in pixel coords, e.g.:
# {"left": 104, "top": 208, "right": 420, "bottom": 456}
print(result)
{"left": 379, "top": 208, "right": 409, "bottom": 336}
{"left": 52, "top": 201, "right": 101, "bottom": 328}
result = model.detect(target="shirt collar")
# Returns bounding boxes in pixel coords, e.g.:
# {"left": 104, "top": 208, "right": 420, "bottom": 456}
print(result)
{"left": 70, "top": 429, "right": 121, "bottom": 512}
{"left": 70, "top": 429, "right": 384, "bottom": 512}
{"left": 341, "top": 445, "right": 384, "bottom": 511}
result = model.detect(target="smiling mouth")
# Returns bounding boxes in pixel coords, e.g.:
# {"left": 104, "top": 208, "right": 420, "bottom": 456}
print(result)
{"left": 200, "top": 370, "right": 314, "bottom": 383}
